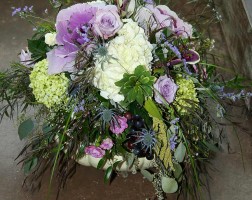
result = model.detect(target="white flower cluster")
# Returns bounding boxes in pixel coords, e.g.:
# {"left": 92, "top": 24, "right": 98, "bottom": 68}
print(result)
{"left": 93, "top": 19, "right": 153, "bottom": 102}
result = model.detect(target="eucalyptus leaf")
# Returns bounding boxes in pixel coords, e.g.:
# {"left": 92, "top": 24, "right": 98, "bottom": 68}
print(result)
{"left": 18, "top": 118, "right": 35, "bottom": 140}
{"left": 126, "top": 153, "right": 135, "bottom": 168}
{"left": 141, "top": 169, "right": 154, "bottom": 182}
{"left": 161, "top": 176, "right": 178, "bottom": 193}
{"left": 174, "top": 142, "right": 186, "bottom": 162}
{"left": 173, "top": 163, "right": 183, "bottom": 181}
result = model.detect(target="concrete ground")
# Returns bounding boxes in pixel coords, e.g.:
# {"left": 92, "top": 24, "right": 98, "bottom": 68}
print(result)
{"left": 0, "top": 1, "right": 252, "bottom": 200}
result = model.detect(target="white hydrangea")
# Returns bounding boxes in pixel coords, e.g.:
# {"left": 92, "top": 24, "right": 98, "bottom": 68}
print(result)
{"left": 93, "top": 19, "right": 153, "bottom": 102}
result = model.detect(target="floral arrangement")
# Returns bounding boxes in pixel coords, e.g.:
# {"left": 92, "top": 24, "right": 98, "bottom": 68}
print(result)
{"left": 1, "top": 0, "right": 251, "bottom": 199}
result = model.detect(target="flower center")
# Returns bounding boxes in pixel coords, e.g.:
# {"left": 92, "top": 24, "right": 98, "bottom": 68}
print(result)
{"left": 161, "top": 84, "right": 172, "bottom": 97}
{"left": 101, "top": 15, "right": 114, "bottom": 27}
{"left": 97, "top": 46, "right": 108, "bottom": 57}
{"left": 76, "top": 24, "right": 90, "bottom": 45}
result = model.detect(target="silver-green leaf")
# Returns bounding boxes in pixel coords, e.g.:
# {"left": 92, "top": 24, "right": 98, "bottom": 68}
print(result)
{"left": 141, "top": 169, "right": 154, "bottom": 182}
{"left": 174, "top": 142, "right": 186, "bottom": 162}
{"left": 18, "top": 118, "right": 34, "bottom": 140}
{"left": 161, "top": 176, "right": 178, "bottom": 193}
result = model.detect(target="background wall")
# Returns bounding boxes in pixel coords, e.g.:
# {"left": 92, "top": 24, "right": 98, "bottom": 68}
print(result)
{"left": 215, "top": 0, "right": 252, "bottom": 79}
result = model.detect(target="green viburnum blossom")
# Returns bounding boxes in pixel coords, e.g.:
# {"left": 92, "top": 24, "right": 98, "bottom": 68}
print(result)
{"left": 29, "top": 59, "right": 69, "bottom": 108}
{"left": 174, "top": 75, "right": 199, "bottom": 115}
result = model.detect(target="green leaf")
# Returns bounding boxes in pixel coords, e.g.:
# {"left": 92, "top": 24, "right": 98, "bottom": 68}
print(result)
{"left": 18, "top": 118, "right": 35, "bottom": 140}
{"left": 155, "top": 47, "right": 165, "bottom": 61}
{"left": 144, "top": 99, "right": 162, "bottom": 120}
{"left": 126, "top": 153, "right": 135, "bottom": 168}
{"left": 42, "top": 123, "right": 53, "bottom": 134}
{"left": 141, "top": 169, "right": 154, "bottom": 182}
{"left": 112, "top": 160, "right": 121, "bottom": 170}
{"left": 129, "top": 76, "right": 137, "bottom": 82}
{"left": 97, "top": 158, "right": 107, "bottom": 169}
{"left": 163, "top": 28, "right": 173, "bottom": 37}
{"left": 203, "top": 141, "right": 219, "bottom": 152}
{"left": 28, "top": 37, "right": 48, "bottom": 61}
{"left": 173, "top": 163, "right": 183, "bottom": 181}
{"left": 174, "top": 142, "right": 186, "bottom": 162}
{"left": 142, "top": 85, "right": 153, "bottom": 96}
{"left": 127, "top": 89, "right": 137, "bottom": 103}
{"left": 104, "top": 166, "right": 113, "bottom": 184}
{"left": 135, "top": 90, "right": 144, "bottom": 105}
{"left": 161, "top": 176, "right": 178, "bottom": 193}
{"left": 140, "top": 76, "right": 150, "bottom": 84}
{"left": 134, "top": 65, "right": 146, "bottom": 77}
{"left": 24, "top": 157, "right": 38, "bottom": 175}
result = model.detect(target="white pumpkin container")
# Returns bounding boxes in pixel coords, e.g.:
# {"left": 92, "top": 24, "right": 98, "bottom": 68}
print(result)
{"left": 77, "top": 155, "right": 154, "bottom": 171}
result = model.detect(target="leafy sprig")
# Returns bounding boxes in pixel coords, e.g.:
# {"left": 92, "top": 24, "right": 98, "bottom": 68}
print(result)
{"left": 115, "top": 65, "right": 156, "bottom": 105}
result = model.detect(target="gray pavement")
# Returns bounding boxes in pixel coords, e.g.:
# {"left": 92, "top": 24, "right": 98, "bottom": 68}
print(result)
{"left": 0, "top": 1, "right": 252, "bottom": 200}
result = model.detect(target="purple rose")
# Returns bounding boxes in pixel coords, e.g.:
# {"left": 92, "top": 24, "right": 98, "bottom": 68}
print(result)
{"left": 136, "top": 5, "right": 192, "bottom": 38}
{"left": 85, "top": 145, "right": 105, "bottom": 158}
{"left": 153, "top": 5, "right": 192, "bottom": 38}
{"left": 110, "top": 116, "right": 128, "bottom": 135}
{"left": 100, "top": 138, "right": 113, "bottom": 150}
{"left": 93, "top": 5, "right": 122, "bottom": 39}
{"left": 154, "top": 75, "right": 178, "bottom": 104}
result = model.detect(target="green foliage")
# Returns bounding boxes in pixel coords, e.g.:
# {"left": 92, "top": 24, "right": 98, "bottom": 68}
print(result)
{"left": 161, "top": 176, "right": 178, "bottom": 193}
{"left": 224, "top": 75, "right": 250, "bottom": 89}
{"left": 24, "top": 157, "right": 38, "bottom": 175}
{"left": 174, "top": 142, "right": 186, "bottom": 163}
{"left": 173, "top": 163, "right": 183, "bottom": 182}
{"left": 103, "top": 161, "right": 122, "bottom": 183}
{"left": 104, "top": 166, "right": 113, "bottom": 183}
{"left": 97, "top": 158, "right": 107, "bottom": 169}
{"left": 144, "top": 98, "right": 163, "bottom": 120}
{"left": 115, "top": 65, "right": 155, "bottom": 105}
{"left": 0, "top": 63, "right": 35, "bottom": 122}
{"left": 18, "top": 118, "right": 35, "bottom": 140}
{"left": 141, "top": 169, "right": 154, "bottom": 182}
{"left": 28, "top": 37, "right": 49, "bottom": 61}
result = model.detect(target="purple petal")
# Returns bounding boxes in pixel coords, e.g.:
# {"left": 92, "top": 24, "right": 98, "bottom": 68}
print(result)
{"left": 47, "top": 48, "right": 76, "bottom": 74}
{"left": 68, "top": 9, "right": 95, "bottom": 31}
{"left": 56, "top": 3, "right": 92, "bottom": 22}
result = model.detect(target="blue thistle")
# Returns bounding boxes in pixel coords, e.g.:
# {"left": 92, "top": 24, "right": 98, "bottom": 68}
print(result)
{"left": 134, "top": 129, "right": 157, "bottom": 153}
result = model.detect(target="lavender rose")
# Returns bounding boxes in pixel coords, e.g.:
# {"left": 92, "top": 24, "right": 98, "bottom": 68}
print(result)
{"left": 153, "top": 5, "right": 193, "bottom": 38}
{"left": 154, "top": 75, "right": 178, "bottom": 104}
{"left": 100, "top": 138, "right": 113, "bottom": 150}
{"left": 136, "top": 5, "right": 193, "bottom": 38}
{"left": 85, "top": 145, "right": 105, "bottom": 158}
{"left": 110, "top": 116, "right": 128, "bottom": 135}
{"left": 93, "top": 5, "right": 122, "bottom": 39}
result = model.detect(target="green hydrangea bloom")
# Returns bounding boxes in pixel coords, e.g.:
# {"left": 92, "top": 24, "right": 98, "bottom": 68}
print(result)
{"left": 29, "top": 59, "right": 69, "bottom": 108}
{"left": 174, "top": 75, "right": 199, "bottom": 115}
